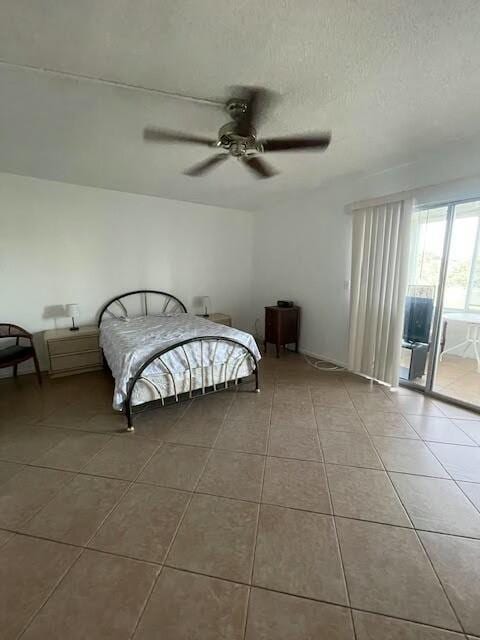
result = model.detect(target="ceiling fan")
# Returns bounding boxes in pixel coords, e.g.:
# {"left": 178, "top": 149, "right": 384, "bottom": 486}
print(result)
{"left": 143, "top": 87, "right": 331, "bottom": 179}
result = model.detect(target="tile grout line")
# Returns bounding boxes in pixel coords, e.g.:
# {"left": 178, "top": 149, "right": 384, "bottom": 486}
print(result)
{"left": 11, "top": 465, "right": 80, "bottom": 533}
{"left": 17, "top": 544, "right": 88, "bottom": 639}
{"left": 128, "top": 565, "right": 165, "bottom": 640}
{"left": 121, "top": 403, "right": 194, "bottom": 640}
{"left": 6, "top": 503, "right": 480, "bottom": 559}
{"left": 3, "top": 457, "right": 480, "bottom": 536}
{"left": 312, "top": 379, "right": 358, "bottom": 640}
{"left": 455, "top": 480, "right": 480, "bottom": 518}
{"left": 241, "top": 384, "right": 274, "bottom": 640}
{"left": 17, "top": 431, "right": 166, "bottom": 639}
{"left": 147, "top": 561, "right": 473, "bottom": 636}
{"left": 83, "top": 433, "right": 167, "bottom": 549}
{"left": 4, "top": 443, "right": 479, "bottom": 479}
{"left": 4, "top": 363, "right": 480, "bottom": 637}
{"left": 342, "top": 381, "right": 468, "bottom": 637}
{"left": 128, "top": 392, "right": 238, "bottom": 639}
{"left": 371, "top": 464, "right": 466, "bottom": 634}
{"left": 2, "top": 531, "right": 470, "bottom": 640}
{"left": 415, "top": 530, "right": 467, "bottom": 636}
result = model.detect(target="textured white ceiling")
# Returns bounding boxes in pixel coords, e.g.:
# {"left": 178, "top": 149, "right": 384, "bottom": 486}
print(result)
{"left": 1, "top": 0, "right": 480, "bottom": 210}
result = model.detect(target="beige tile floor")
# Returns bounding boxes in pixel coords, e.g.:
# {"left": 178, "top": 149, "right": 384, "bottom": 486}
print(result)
{"left": 1, "top": 353, "right": 480, "bottom": 638}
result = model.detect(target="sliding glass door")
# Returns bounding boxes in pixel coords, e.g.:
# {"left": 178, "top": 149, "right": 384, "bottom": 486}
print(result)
{"left": 400, "top": 205, "right": 448, "bottom": 389}
{"left": 401, "top": 198, "right": 480, "bottom": 410}
{"left": 433, "top": 200, "right": 480, "bottom": 406}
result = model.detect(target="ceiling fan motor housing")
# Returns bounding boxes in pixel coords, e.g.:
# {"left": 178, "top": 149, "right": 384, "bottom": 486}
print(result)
{"left": 217, "top": 122, "right": 257, "bottom": 156}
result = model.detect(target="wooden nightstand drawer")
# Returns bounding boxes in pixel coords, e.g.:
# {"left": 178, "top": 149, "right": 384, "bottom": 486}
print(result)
{"left": 49, "top": 335, "right": 99, "bottom": 356}
{"left": 44, "top": 325, "right": 102, "bottom": 377}
{"left": 50, "top": 350, "right": 102, "bottom": 372}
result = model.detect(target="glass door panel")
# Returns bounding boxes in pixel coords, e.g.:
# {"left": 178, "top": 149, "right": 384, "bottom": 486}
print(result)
{"left": 433, "top": 200, "right": 480, "bottom": 407}
{"left": 400, "top": 206, "right": 449, "bottom": 387}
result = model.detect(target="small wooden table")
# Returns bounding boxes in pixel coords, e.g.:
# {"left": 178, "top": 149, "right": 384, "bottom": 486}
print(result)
{"left": 197, "top": 313, "right": 232, "bottom": 327}
{"left": 264, "top": 306, "right": 300, "bottom": 357}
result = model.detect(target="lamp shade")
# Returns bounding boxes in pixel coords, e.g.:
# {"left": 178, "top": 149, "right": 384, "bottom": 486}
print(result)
{"left": 66, "top": 303, "right": 80, "bottom": 319}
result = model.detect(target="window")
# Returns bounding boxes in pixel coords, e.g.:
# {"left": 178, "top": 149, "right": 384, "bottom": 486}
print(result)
{"left": 410, "top": 200, "right": 480, "bottom": 312}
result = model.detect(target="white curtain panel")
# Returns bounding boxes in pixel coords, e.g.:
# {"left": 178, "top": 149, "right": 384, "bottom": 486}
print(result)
{"left": 348, "top": 199, "right": 413, "bottom": 386}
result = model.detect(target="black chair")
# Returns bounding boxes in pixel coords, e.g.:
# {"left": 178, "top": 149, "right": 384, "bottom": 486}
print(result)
{"left": 0, "top": 324, "right": 42, "bottom": 384}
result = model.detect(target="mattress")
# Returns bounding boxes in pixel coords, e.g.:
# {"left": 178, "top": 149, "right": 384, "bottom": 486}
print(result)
{"left": 100, "top": 313, "right": 261, "bottom": 410}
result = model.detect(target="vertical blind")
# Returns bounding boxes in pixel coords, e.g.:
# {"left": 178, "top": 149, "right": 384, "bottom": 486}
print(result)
{"left": 348, "top": 199, "right": 412, "bottom": 386}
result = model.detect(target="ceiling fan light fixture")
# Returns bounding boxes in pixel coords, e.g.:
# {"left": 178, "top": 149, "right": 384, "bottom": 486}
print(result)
{"left": 142, "top": 86, "right": 331, "bottom": 179}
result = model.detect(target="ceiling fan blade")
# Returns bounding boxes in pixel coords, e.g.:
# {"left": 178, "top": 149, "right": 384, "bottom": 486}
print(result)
{"left": 143, "top": 128, "right": 215, "bottom": 146}
{"left": 241, "top": 155, "right": 278, "bottom": 179}
{"left": 259, "top": 133, "right": 331, "bottom": 153}
{"left": 184, "top": 154, "right": 228, "bottom": 177}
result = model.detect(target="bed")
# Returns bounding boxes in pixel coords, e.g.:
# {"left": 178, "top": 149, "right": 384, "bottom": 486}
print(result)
{"left": 98, "top": 290, "right": 261, "bottom": 431}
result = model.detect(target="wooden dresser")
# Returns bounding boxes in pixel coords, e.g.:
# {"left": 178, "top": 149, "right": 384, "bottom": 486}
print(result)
{"left": 264, "top": 306, "right": 300, "bottom": 357}
{"left": 44, "top": 326, "right": 102, "bottom": 377}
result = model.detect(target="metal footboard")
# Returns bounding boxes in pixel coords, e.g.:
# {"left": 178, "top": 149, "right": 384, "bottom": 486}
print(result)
{"left": 124, "top": 336, "right": 260, "bottom": 431}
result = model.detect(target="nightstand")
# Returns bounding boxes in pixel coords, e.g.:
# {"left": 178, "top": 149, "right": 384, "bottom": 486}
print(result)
{"left": 264, "top": 306, "right": 300, "bottom": 357}
{"left": 199, "top": 313, "right": 232, "bottom": 327}
{"left": 44, "top": 326, "right": 102, "bottom": 377}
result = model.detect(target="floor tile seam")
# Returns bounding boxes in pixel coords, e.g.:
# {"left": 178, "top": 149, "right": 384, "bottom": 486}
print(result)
{"left": 387, "top": 467, "right": 480, "bottom": 523}
{"left": 382, "top": 468, "right": 466, "bottom": 634}
{"left": 360, "top": 435, "right": 420, "bottom": 529}
{"left": 159, "top": 564, "right": 470, "bottom": 636}
{"left": 161, "top": 400, "right": 235, "bottom": 571}
{"left": 423, "top": 440, "right": 469, "bottom": 481}
{"left": 10, "top": 505, "right": 480, "bottom": 553}
{"left": 342, "top": 382, "right": 467, "bottom": 632}
{"left": 455, "top": 480, "right": 480, "bottom": 517}
{"left": 450, "top": 420, "right": 480, "bottom": 446}
{"left": 318, "top": 408, "right": 388, "bottom": 472}
{"left": 128, "top": 565, "right": 165, "bottom": 640}
{"left": 16, "top": 545, "right": 88, "bottom": 640}
{"left": 12, "top": 465, "right": 80, "bottom": 532}
{"left": 249, "top": 388, "right": 274, "bottom": 586}
{"left": 3, "top": 453, "right": 470, "bottom": 486}
{"left": 32, "top": 430, "right": 117, "bottom": 474}
{"left": 315, "top": 423, "right": 479, "bottom": 447}
{"left": 127, "top": 398, "right": 239, "bottom": 636}
{"left": 415, "top": 525, "right": 467, "bottom": 635}
{"left": 309, "top": 385, "right": 356, "bottom": 637}
{"left": 80, "top": 434, "right": 170, "bottom": 551}
{"left": 243, "top": 392, "right": 273, "bottom": 640}
{"left": 430, "top": 397, "right": 476, "bottom": 419}
{"left": 0, "top": 522, "right": 475, "bottom": 638}
{"left": 16, "top": 465, "right": 131, "bottom": 541}
{"left": 66, "top": 430, "right": 132, "bottom": 474}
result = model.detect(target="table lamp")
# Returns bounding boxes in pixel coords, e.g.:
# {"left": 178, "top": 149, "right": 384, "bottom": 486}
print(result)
{"left": 200, "top": 296, "right": 211, "bottom": 318}
{"left": 66, "top": 303, "right": 80, "bottom": 331}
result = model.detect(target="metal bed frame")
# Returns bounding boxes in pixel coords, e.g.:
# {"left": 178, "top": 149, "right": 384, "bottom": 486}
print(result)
{"left": 98, "top": 290, "right": 260, "bottom": 431}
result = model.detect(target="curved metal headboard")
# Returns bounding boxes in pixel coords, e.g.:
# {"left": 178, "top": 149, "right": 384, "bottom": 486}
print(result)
{"left": 98, "top": 290, "right": 187, "bottom": 326}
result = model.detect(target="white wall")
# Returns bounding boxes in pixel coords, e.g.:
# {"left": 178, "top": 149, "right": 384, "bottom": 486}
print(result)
{"left": 252, "top": 134, "right": 480, "bottom": 365}
{"left": 0, "top": 173, "right": 254, "bottom": 372}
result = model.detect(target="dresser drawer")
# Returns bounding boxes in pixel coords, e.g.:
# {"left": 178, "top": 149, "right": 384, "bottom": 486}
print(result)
{"left": 50, "top": 350, "right": 102, "bottom": 372}
{"left": 49, "top": 335, "right": 99, "bottom": 356}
